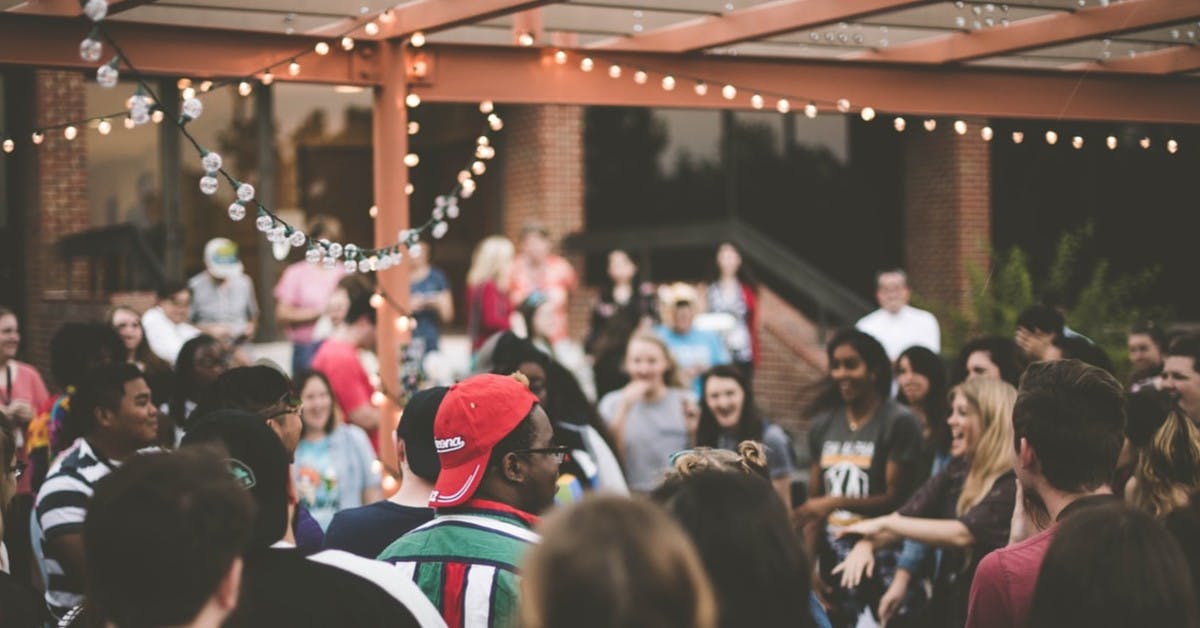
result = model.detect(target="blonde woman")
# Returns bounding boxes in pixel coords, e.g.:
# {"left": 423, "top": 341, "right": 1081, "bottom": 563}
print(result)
{"left": 1127, "top": 410, "right": 1200, "bottom": 518}
{"left": 467, "top": 236, "right": 516, "bottom": 351}
{"left": 832, "top": 378, "right": 1018, "bottom": 626}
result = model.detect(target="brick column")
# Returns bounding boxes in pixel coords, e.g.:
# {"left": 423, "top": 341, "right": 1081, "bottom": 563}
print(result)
{"left": 24, "top": 70, "right": 99, "bottom": 374}
{"left": 902, "top": 118, "right": 992, "bottom": 309}
{"left": 498, "top": 105, "right": 589, "bottom": 339}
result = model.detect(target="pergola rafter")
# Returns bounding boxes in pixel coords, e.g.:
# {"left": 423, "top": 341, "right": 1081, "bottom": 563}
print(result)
{"left": 367, "top": 0, "right": 560, "bottom": 41}
{"left": 7, "top": 0, "right": 157, "bottom": 17}
{"left": 1070, "top": 43, "right": 1200, "bottom": 74}
{"left": 855, "top": 0, "right": 1200, "bottom": 64}
{"left": 588, "top": 0, "right": 930, "bottom": 53}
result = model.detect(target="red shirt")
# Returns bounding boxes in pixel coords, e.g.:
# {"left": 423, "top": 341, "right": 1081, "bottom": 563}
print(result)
{"left": 965, "top": 524, "right": 1055, "bottom": 628}
{"left": 311, "top": 338, "right": 376, "bottom": 447}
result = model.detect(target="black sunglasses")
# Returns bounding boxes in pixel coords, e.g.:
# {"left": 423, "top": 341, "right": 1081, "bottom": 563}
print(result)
{"left": 511, "top": 445, "right": 571, "bottom": 464}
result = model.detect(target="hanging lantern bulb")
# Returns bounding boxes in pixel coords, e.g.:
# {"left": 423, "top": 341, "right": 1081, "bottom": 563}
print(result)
{"left": 472, "top": 160, "right": 486, "bottom": 175}
{"left": 1012, "top": 131, "right": 1024, "bottom": 144}
{"left": 923, "top": 118, "right": 937, "bottom": 132}
{"left": 315, "top": 41, "right": 330, "bottom": 55}
{"left": 405, "top": 93, "right": 421, "bottom": 108}
{"left": 953, "top": 120, "right": 967, "bottom": 135}
{"left": 517, "top": 31, "right": 535, "bottom": 46}
{"left": 981, "top": 126, "right": 994, "bottom": 141}
{"left": 97, "top": 119, "right": 112, "bottom": 135}
{"left": 182, "top": 86, "right": 196, "bottom": 100}
{"left": 1139, "top": 137, "right": 1151, "bottom": 149}
{"left": 261, "top": 71, "right": 274, "bottom": 86}
{"left": 288, "top": 230, "right": 307, "bottom": 248}
{"left": 367, "top": 205, "right": 379, "bottom": 219}
{"left": 662, "top": 75, "right": 676, "bottom": 91}
{"left": 488, "top": 114, "right": 503, "bottom": 131}
{"left": 403, "top": 153, "right": 420, "bottom": 167}
{"left": 64, "top": 126, "right": 77, "bottom": 141}
{"left": 369, "top": 293, "right": 385, "bottom": 309}
{"left": 97, "top": 62, "right": 119, "bottom": 88}
{"left": 83, "top": 0, "right": 107, "bottom": 21}
{"left": 199, "top": 175, "right": 219, "bottom": 195}
{"left": 410, "top": 31, "right": 426, "bottom": 48}
{"left": 405, "top": 183, "right": 414, "bottom": 195}
{"left": 343, "top": 259, "right": 358, "bottom": 273}
{"left": 199, "top": 80, "right": 213, "bottom": 92}
{"left": 288, "top": 61, "right": 301, "bottom": 76}
{"left": 1167, "top": 138, "right": 1178, "bottom": 154}
{"left": 721, "top": 84, "right": 737, "bottom": 100}
{"left": 228, "top": 201, "right": 246, "bottom": 221}
{"left": 2, "top": 139, "right": 13, "bottom": 154}
{"left": 776, "top": 98, "right": 790, "bottom": 114}
{"left": 407, "top": 121, "right": 420, "bottom": 135}
{"left": 1044, "top": 130, "right": 1058, "bottom": 145}
{"left": 79, "top": 37, "right": 103, "bottom": 62}
{"left": 750, "top": 93, "right": 764, "bottom": 109}
{"left": 364, "top": 21, "right": 379, "bottom": 36}
{"left": 394, "top": 316, "right": 413, "bottom": 332}
{"left": 201, "top": 151, "right": 223, "bottom": 172}
{"left": 461, "top": 178, "right": 477, "bottom": 198}
{"left": 477, "top": 135, "right": 490, "bottom": 146}
{"left": 554, "top": 49, "right": 568, "bottom": 65}
{"left": 694, "top": 81, "right": 709, "bottom": 96}
{"left": 1106, "top": 135, "right": 1118, "bottom": 150}
{"left": 432, "top": 221, "right": 450, "bottom": 239}
{"left": 608, "top": 64, "right": 622, "bottom": 78}
{"left": 182, "top": 98, "right": 203, "bottom": 121}
{"left": 893, "top": 117, "right": 906, "bottom": 132}
{"left": 836, "top": 99, "right": 851, "bottom": 113}
{"left": 31, "top": 131, "right": 44, "bottom": 145}
{"left": 804, "top": 102, "right": 818, "bottom": 118}
{"left": 860, "top": 106, "right": 875, "bottom": 121}
{"left": 479, "top": 100, "right": 494, "bottom": 114}
{"left": 1071, "top": 135, "right": 1083, "bottom": 149}
{"left": 236, "top": 182, "right": 256, "bottom": 202}
{"left": 341, "top": 36, "right": 355, "bottom": 51}
{"left": 633, "top": 70, "right": 648, "bottom": 85}
{"left": 151, "top": 109, "right": 165, "bottom": 124}
{"left": 306, "top": 247, "right": 323, "bottom": 264}
{"left": 457, "top": 170, "right": 472, "bottom": 183}
{"left": 123, "top": 117, "right": 135, "bottom": 129}
{"left": 580, "top": 57, "right": 594, "bottom": 72}
{"left": 238, "top": 81, "right": 252, "bottom": 97}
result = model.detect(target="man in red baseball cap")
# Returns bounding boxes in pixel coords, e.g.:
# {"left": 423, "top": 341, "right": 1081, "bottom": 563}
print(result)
{"left": 379, "top": 373, "right": 564, "bottom": 628}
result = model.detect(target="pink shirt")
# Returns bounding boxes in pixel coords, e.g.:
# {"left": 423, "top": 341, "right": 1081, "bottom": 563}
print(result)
{"left": 508, "top": 254, "right": 577, "bottom": 342}
{"left": 965, "top": 524, "right": 1057, "bottom": 628}
{"left": 0, "top": 360, "right": 50, "bottom": 418}
{"left": 274, "top": 262, "right": 344, "bottom": 344}
{"left": 310, "top": 338, "right": 376, "bottom": 449}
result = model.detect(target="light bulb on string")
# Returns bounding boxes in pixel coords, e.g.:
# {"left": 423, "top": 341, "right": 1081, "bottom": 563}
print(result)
{"left": 123, "top": 117, "right": 135, "bottom": 129}
{"left": 1045, "top": 130, "right": 1058, "bottom": 145}
{"left": 517, "top": 31, "right": 535, "bottom": 46}
{"left": 472, "top": 160, "right": 486, "bottom": 175}
{"left": 461, "top": 179, "right": 477, "bottom": 198}
{"left": 1071, "top": 136, "right": 1083, "bottom": 149}
{"left": 488, "top": 114, "right": 503, "bottom": 131}
{"left": 1168, "top": 139, "right": 1179, "bottom": 154}
{"left": 261, "top": 71, "right": 274, "bottom": 86}
{"left": 341, "top": 36, "right": 355, "bottom": 51}
{"left": 1140, "top": 137, "right": 1151, "bottom": 149}
{"left": 479, "top": 100, "right": 494, "bottom": 114}
{"left": 64, "top": 126, "right": 77, "bottom": 141}
{"left": 776, "top": 99, "right": 790, "bottom": 114}
{"left": 288, "top": 61, "right": 301, "bottom": 76}
{"left": 860, "top": 106, "right": 875, "bottom": 121}
{"left": 315, "top": 41, "right": 330, "bottom": 55}
{"left": 608, "top": 64, "right": 622, "bottom": 79}
{"left": 238, "top": 81, "right": 252, "bottom": 97}
{"left": 151, "top": 109, "right": 164, "bottom": 124}
{"left": 750, "top": 93, "right": 764, "bottom": 109}
{"left": 1012, "top": 131, "right": 1024, "bottom": 144}
{"left": 1106, "top": 135, "right": 1118, "bottom": 150}
{"left": 633, "top": 70, "right": 647, "bottom": 85}
{"left": 458, "top": 170, "right": 472, "bottom": 184}
{"left": 403, "top": 153, "right": 420, "bottom": 167}
{"left": 182, "top": 87, "right": 196, "bottom": 100}
{"left": 804, "top": 102, "right": 818, "bottom": 118}
{"left": 923, "top": 119, "right": 937, "bottom": 132}
{"left": 410, "top": 31, "right": 425, "bottom": 48}
{"left": 953, "top": 120, "right": 967, "bottom": 135}
{"left": 662, "top": 75, "right": 676, "bottom": 91}
{"left": 370, "top": 293, "right": 385, "bottom": 310}
{"left": 369, "top": 205, "right": 379, "bottom": 218}
{"left": 405, "top": 183, "right": 414, "bottom": 195}
{"left": 228, "top": 202, "right": 246, "bottom": 221}
{"left": 836, "top": 98, "right": 851, "bottom": 113}
{"left": 97, "top": 119, "right": 112, "bottom": 135}
{"left": 477, "top": 135, "right": 490, "bottom": 147}
{"left": 721, "top": 84, "right": 737, "bottom": 100}
{"left": 893, "top": 117, "right": 906, "bottom": 132}
{"left": 580, "top": 57, "right": 594, "bottom": 72}
{"left": 694, "top": 81, "right": 708, "bottom": 96}
{"left": 364, "top": 21, "right": 379, "bottom": 36}
{"left": 199, "top": 80, "right": 212, "bottom": 92}
{"left": 407, "top": 121, "right": 420, "bottom": 135}
{"left": 981, "top": 126, "right": 994, "bottom": 141}
{"left": 405, "top": 93, "right": 421, "bottom": 108}
{"left": 31, "top": 131, "right": 44, "bottom": 145}
{"left": 2, "top": 139, "right": 12, "bottom": 154}
{"left": 554, "top": 50, "right": 567, "bottom": 65}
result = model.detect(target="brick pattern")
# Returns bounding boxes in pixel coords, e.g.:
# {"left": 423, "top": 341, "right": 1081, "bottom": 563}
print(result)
{"left": 23, "top": 71, "right": 106, "bottom": 377}
{"left": 754, "top": 287, "right": 827, "bottom": 438}
{"left": 903, "top": 118, "right": 992, "bottom": 309}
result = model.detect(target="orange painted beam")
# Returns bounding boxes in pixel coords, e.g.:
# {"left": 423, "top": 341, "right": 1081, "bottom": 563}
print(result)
{"left": 590, "top": 0, "right": 928, "bottom": 53}
{"left": 412, "top": 44, "right": 1200, "bottom": 124}
{"left": 6, "top": 0, "right": 156, "bottom": 17}
{"left": 370, "top": 0, "right": 558, "bottom": 40}
{"left": 0, "top": 14, "right": 380, "bottom": 85}
{"left": 1070, "top": 44, "right": 1200, "bottom": 74}
{"left": 856, "top": 0, "right": 1200, "bottom": 64}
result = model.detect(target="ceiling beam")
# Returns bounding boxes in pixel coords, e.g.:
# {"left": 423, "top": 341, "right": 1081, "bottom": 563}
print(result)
{"left": 0, "top": 14, "right": 380, "bottom": 85}
{"left": 1069, "top": 43, "right": 1200, "bottom": 74}
{"left": 406, "top": 44, "right": 1200, "bottom": 124}
{"left": 590, "top": 0, "right": 928, "bottom": 53}
{"left": 369, "top": 0, "right": 559, "bottom": 41}
{"left": 855, "top": 0, "right": 1200, "bottom": 64}
{"left": 6, "top": 0, "right": 156, "bottom": 17}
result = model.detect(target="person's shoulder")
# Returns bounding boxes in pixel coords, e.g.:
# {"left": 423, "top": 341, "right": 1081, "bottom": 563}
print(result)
{"left": 187, "top": 272, "right": 207, "bottom": 288}
{"left": 307, "top": 549, "right": 446, "bottom": 626}
{"left": 881, "top": 399, "right": 919, "bottom": 425}
{"left": 904, "top": 305, "right": 939, "bottom": 322}
{"left": 856, "top": 308, "right": 885, "bottom": 327}
{"left": 762, "top": 421, "right": 791, "bottom": 446}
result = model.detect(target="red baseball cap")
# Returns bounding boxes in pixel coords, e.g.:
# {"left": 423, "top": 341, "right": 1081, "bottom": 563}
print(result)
{"left": 430, "top": 374, "right": 539, "bottom": 508}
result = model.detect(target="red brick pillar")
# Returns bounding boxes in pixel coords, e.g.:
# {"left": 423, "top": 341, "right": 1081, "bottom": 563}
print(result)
{"left": 902, "top": 118, "right": 992, "bottom": 310}
{"left": 498, "top": 105, "right": 589, "bottom": 340}
{"left": 24, "top": 70, "right": 97, "bottom": 373}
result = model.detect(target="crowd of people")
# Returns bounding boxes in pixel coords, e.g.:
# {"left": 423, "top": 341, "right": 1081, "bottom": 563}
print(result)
{"left": 0, "top": 222, "right": 1198, "bottom": 628}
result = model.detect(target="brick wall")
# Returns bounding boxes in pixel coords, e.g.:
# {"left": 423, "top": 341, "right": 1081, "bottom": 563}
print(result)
{"left": 23, "top": 70, "right": 105, "bottom": 378}
{"left": 498, "top": 105, "right": 589, "bottom": 340}
{"left": 902, "top": 118, "right": 992, "bottom": 310}
{"left": 754, "top": 287, "right": 828, "bottom": 443}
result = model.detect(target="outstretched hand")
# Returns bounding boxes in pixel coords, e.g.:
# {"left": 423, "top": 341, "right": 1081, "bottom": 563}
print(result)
{"left": 830, "top": 539, "right": 875, "bottom": 589}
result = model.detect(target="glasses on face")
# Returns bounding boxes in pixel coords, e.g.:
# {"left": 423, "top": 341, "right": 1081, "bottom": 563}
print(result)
{"left": 8, "top": 460, "right": 26, "bottom": 479}
{"left": 512, "top": 445, "right": 571, "bottom": 464}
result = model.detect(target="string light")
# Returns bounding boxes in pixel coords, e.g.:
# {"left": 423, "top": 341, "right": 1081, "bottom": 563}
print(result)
{"left": 2, "top": 139, "right": 12, "bottom": 153}
{"left": 860, "top": 106, "right": 875, "bottom": 121}
{"left": 923, "top": 119, "right": 937, "bottom": 131}
{"left": 1168, "top": 139, "right": 1179, "bottom": 154}
{"left": 31, "top": 131, "right": 43, "bottom": 145}
{"left": 633, "top": 70, "right": 647, "bottom": 85}
{"left": 662, "top": 75, "right": 676, "bottom": 91}
{"left": 199, "top": 80, "right": 212, "bottom": 92}
{"left": 981, "top": 126, "right": 993, "bottom": 141}
{"left": 694, "top": 81, "right": 708, "bottom": 96}
{"left": 1106, "top": 135, "right": 1118, "bottom": 150}
{"left": 123, "top": 117, "right": 135, "bottom": 129}
{"left": 836, "top": 98, "right": 851, "bottom": 113}
{"left": 410, "top": 31, "right": 425, "bottom": 48}
{"left": 315, "top": 41, "right": 330, "bottom": 55}
{"left": 182, "top": 87, "right": 196, "bottom": 100}
{"left": 953, "top": 120, "right": 967, "bottom": 135}
{"left": 403, "top": 153, "right": 420, "bottom": 167}
{"left": 803, "top": 102, "right": 818, "bottom": 118}
{"left": 893, "top": 117, "right": 906, "bottom": 132}
{"left": 580, "top": 57, "right": 594, "bottom": 72}
{"left": 479, "top": 100, "right": 494, "bottom": 114}
{"left": 238, "top": 81, "right": 252, "bottom": 96}
{"left": 1045, "top": 130, "right": 1058, "bottom": 145}
{"left": 405, "top": 93, "right": 421, "bottom": 108}
{"left": 369, "top": 205, "right": 379, "bottom": 218}
{"left": 97, "top": 119, "right": 112, "bottom": 135}
{"left": 554, "top": 50, "right": 567, "bottom": 65}
{"left": 1012, "top": 131, "right": 1025, "bottom": 144}
{"left": 1071, "top": 135, "right": 1083, "bottom": 149}
{"left": 750, "top": 93, "right": 764, "bottom": 109}
{"left": 608, "top": 64, "right": 622, "bottom": 78}
{"left": 1140, "top": 137, "right": 1151, "bottom": 149}
{"left": 407, "top": 121, "right": 420, "bottom": 135}
{"left": 517, "top": 31, "right": 535, "bottom": 46}
{"left": 341, "top": 36, "right": 355, "bottom": 51}
{"left": 288, "top": 61, "right": 301, "bottom": 76}
{"left": 775, "top": 98, "right": 790, "bottom": 114}
{"left": 721, "top": 84, "right": 737, "bottom": 100}
{"left": 64, "top": 125, "right": 78, "bottom": 140}
{"left": 370, "top": 293, "right": 385, "bottom": 309}
{"left": 152, "top": 109, "right": 164, "bottom": 124}
{"left": 261, "top": 71, "right": 274, "bottom": 86}
{"left": 364, "top": 21, "right": 380, "bottom": 36}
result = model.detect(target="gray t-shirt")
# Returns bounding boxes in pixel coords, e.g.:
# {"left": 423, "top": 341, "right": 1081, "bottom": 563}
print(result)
{"left": 189, "top": 272, "right": 258, "bottom": 339}
{"left": 599, "top": 387, "right": 692, "bottom": 492}
{"left": 716, "top": 421, "right": 795, "bottom": 480}
{"left": 807, "top": 399, "right": 921, "bottom": 528}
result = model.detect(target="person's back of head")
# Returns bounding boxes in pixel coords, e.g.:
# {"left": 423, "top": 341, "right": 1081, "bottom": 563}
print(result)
{"left": 1125, "top": 388, "right": 1173, "bottom": 450}
{"left": 343, "top": 288, "right": 377, "bottom": 328}
{"left": 181, "top": 410, "right": 290, "bottom": 549}
{"left": 155, "top": 280, "right": 189, "bottom": 303}
{"left": 1013, "top": 359, "right": 1125, "bottom": 494}
{"left": 1164, "top": 492, "right": 1200, "bottom": 609}
{"left": 196, "top": 365, "right": 293, "bottom": 418}
{"left": 84, "top": 448, "right": 254, "bottom": 628}
{"left": 1016, "top": 304, "right": 1065, "bottom": 338}
{"left": 1055, "top": 336, "right": 1115, "bottom": 375}
{"left": 521, "top": 495, "right": 716, "bottom": 628}
{"left": 666, "top": 440, "right": 770, "bottom": 481}
{"left": 395, "top": 386, "right": 448, "bottom": 484}
{"left": 651, "top": 469, "right": 812, "bottom": 628}
{"left": 1030, "top": 502, "right": 1199, "bottom": 628}
{"left": 49, "top": 322, "right": 124, "bottom": 391}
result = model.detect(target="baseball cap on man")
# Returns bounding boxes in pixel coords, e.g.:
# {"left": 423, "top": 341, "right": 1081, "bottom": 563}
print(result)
{"left": 396, "top": 386, "right": 449, "bottom": 483}
{"left": 430, "top": 374, "right": 539, "bottom": 508}
{"left": 204, "top": 237, "right": 244, "bottom": 280}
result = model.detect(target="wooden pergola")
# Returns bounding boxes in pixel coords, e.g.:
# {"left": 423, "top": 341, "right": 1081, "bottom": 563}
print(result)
{"left": 3, "top": 0, "right": 1200, "bottom": 460}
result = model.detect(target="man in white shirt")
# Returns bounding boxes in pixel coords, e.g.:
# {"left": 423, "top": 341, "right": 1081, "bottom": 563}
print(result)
{"left": 142, "top": 281, "right": 201, "bottom": 365}
{"left": 856, "top": 269, "right": 941, "bottom": 361}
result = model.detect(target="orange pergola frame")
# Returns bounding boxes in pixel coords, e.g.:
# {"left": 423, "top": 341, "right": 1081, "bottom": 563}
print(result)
{"left": 3, "top": 0, "right": 1200, "bottom": 468}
